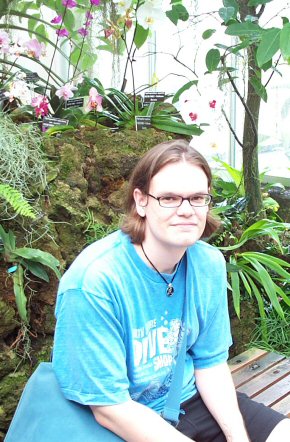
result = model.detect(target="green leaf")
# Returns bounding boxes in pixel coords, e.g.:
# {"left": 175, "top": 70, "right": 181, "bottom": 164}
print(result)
{"left": 28, "top": 13, "right": 40, "bottom": 34}
{"left": 239, "top": 271, "right": 252, "bottom": 296}
{"left": 14, "top": 248, "right": 61, "bottom": 278}
{"left": 219, "top": 219, "right": 289, "bottom": 251}
{"left": 280, "top": 23, "right": 290, "bottom": 62}
{"left": 35, "top": 23, "right": 48, "bottom": 43}
{"left": 219, "top": 7, "right": 235, "bottom": 24}
{"left": 250, "top": 76, "right": 267, "bottom": 102}
{"left": 256, "top": 28, "right": 280, "bottom": 67}
{"left": 246, "top": 275, "right": 267, "bottom": 340}
{"left": 223, "top": 0, "right": 238, "bottom": 16}
{"left": 206, "top": 49, "right": 220, "bottom": 72}
{"left": 63, "top": 9, "right": 75, "bottom": 32}
{"left": 229, "top": 255, "right": 241, "bottom": 317}
{"left": 214, "top": 158, "right": 244, "bottom": 192}
{"left": 241, "top": 252, "right": 290, "bottom": 278}
{"left": 12, "top": 265, "right": 28, "bottom": 323}
{"left": 166, "top": 4, "right": 189, "bottom": 25}
{"left": 0, "top": 184, "right": 36, "bottom": 219}
{"left": 261, "top": 59, "right": 273, "bottom": 71}
{"left": 0, "top": 224, "right": 16, "bottom": 253}
{"left": 202, "top": 29, "right": 216, "bottom": 40}
{"left": 23, "top": 260, "right": 49, "bottom": 282}
{"left": 172, "top": 80, "right": 198, "bottom": 104}
{"left": 152, "top": 117, "right": 203, "bottom": 136}
{"left": 243, "top": 256, "right": 284, "bottom": 318}
{"left": 78, "top": 44, "right": 98, "bottom": 71}
{"left": 248, "top": 0, "right": 273, "bottom": 6}
{"left": 225, "top": 22, "right": 262, "bottom": 38}
{"left": 134, "top": 24, "right": 149, "bottom": 49}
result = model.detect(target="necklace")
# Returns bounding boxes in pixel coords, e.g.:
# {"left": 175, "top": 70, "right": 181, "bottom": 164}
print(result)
{"left": 140, "top": 243, "right": 183, "bottom": 296}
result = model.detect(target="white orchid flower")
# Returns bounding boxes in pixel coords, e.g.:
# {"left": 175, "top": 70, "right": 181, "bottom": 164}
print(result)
{"left": 113, "top": 0, "right": 132, "bottom": 15}
{"left": 137, "top": 0, "right": 167, "bottom": 30}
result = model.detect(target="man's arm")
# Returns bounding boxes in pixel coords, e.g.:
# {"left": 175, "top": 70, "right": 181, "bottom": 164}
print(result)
{"left": 195, "top": 362, "right": 250, "bottom": 442}
{"left": 90, "top": 399, "right": 193, "bottom": 442}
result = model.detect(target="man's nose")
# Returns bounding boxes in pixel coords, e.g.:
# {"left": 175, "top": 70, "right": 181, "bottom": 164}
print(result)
{"left": 176, "top": 199, "right": 195, "bottom": 215}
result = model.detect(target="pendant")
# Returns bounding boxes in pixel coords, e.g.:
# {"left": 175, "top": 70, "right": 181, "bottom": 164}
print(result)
{"left": 166, "top": 283, "right": 174, "bottom": 297}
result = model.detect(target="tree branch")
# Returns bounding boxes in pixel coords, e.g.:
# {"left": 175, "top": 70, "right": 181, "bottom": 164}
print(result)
{"left": 221, "top": 56, "right": 258, "bottom": 146}
{"left": 221, "top": 108, "right": 244, "bottom": 148}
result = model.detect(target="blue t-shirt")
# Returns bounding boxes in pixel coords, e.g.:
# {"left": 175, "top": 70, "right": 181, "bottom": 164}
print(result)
{"left": 53, "top": 230, "right": 232, "bottom": 413}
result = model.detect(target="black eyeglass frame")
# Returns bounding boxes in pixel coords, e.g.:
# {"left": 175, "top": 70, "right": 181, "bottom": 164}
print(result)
{"left": 147, "top": 193, "right": 213, "bottom": 208}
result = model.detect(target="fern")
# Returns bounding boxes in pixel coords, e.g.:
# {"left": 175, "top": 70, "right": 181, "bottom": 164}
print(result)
{"left": 0, "top": 184, "right": 36, "bottom": 219}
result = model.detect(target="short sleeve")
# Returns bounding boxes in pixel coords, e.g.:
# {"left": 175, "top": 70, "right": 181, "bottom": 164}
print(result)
{"left": 52, "top": 288, "right": 130, "bottom": 406}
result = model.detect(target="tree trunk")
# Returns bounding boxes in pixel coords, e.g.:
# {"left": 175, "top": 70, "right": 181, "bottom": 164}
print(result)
{"left": 242, "top": 48, "right": 264, "bottom": 215}
{"left": 238, "top": 0, "right": 264, "bottom": 215}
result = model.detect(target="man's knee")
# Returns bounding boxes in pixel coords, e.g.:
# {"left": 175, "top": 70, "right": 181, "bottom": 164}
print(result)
{"left": 265, "top": 418, "right": 290, "bottom": 442}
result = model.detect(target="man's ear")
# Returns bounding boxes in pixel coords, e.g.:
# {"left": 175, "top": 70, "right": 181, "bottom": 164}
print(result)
{"left": 133, "top": 188, "right": 147, "bottom": 217}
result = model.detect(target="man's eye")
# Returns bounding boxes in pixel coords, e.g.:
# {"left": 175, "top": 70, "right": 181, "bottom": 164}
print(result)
{"left": 191, "top": 195, "right": 204, "bottom": 202}
{"left": 162, "top": 196, "right": 179, "bottom": 202}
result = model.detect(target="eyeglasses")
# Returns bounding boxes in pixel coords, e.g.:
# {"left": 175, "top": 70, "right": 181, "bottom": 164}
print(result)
{"left": 147, "top": 193, "right": 212, "bottom": 208}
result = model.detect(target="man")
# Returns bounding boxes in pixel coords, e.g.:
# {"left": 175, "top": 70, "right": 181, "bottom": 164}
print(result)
{"left": 53, "top": 139, "right": 289, "bottom": 441}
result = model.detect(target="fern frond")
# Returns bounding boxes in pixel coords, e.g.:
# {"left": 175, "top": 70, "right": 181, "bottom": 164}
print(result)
{"left": 0, "top": 184, "right": 36, "bottom": 219}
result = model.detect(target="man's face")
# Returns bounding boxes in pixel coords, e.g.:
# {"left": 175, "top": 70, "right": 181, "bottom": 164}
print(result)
{"left": 134, "top": 161, "right": 209, "bottom": 253}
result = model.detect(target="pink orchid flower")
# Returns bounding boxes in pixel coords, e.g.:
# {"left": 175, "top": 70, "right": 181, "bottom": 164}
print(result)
{"left": 78, "top": 27, "right": 88, "bottom": 37}
{"left": 90, "top": 0, "right": 100, "bottom": 5}
{"left": 62, "top": 0, "right": 77, "bottom": 7}
{"left": 31, "top": 95, "right": 49, "bottom": 118}
{"left": 56, "top": 28, "right": 69, "bottom": 38}
{"left": 87, "top": 87, "right": 103, "bottom": 112}
{"left": 51, "top": 15, "right": 63, "bottom": 24}
{"left": 55, "top": 84, "right": 77, "bottom": 101}
{"left": 189, "top": 112, "right": 198, "bottom": 122}
{"left": 24, "top": 39, "right": 44, "bottom": 59}
{"left": 86, "top": 11, "right": 94, "bottom": 20}
{"left": 0, "top": 30, "right": 10, "bottom": 53}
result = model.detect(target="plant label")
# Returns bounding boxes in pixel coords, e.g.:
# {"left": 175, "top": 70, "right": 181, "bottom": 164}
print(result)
{"left": 42, "top": 117, "right": 69, "bottom": 131}
{"left": 64, "top": 97, "right": 84, "bottom": 109}
{"left": 143, "top": 92, "right": 165, "bottom": 106}
{"left": 135, "top": 116, "right": 152, "bottom": 130}
{"left": 25, "top": 72, "right": 40, "bottom": 83}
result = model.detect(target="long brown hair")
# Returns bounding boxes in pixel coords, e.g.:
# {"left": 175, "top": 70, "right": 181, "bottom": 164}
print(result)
{"left": 121, "top": 139, "right": 220, "bottom": 243}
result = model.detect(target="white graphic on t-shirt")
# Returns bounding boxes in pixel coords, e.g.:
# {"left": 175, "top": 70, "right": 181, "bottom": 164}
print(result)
{"left": 133, "top": 317, "right": 182, "bottom": 371}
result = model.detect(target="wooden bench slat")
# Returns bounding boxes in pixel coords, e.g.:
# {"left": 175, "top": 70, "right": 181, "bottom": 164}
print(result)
{"left": 229, "top": 348, "right": 290, "bottom": 417}
{"left": 232, "top": 353, "right": 286, "bottom": 388}
{"left": 229, "top": 348, "right": 268, "bottom": 373}
{"left": 241, "top": 374, "right": 290, "bottom": 407}
{"left": 236, "top": 360, "right": 290, "bottom": 398}
{"left": 271, "top": 395, "right": 290, "bottom": 417}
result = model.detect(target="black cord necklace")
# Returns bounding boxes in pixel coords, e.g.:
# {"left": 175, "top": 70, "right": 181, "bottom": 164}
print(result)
{"left": 141, "top": 243, "right": 182, "bottom": 296}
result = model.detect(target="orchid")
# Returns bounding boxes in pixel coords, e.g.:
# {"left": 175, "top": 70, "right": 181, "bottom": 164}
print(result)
{"left": 86, "top": 87, "right": 103, "bottom": 112}
{"left": 113, "top": 0, "right": 132, "bottom": 15}
{"left": 31, "top": 95, "right": 50, "bottom": 118}
{"left": 72, "top": 73, "right": 84, "bottom": 86}
{"left": 9, "top": 36, "right": 26, "bottom": 56}
{"left": 55, "top": 84, "right": 77, "bottom": 100}
{"left": 78, "top": 28, "right": 89, "bottom": 37}
{"left": 86, "top": 11, "right": 94, "bottom": 20}
{"left": 24, "top": 39, "right": 45, "bottom": 59}
{"left": 90, "top": 0, "right": 100, "bottom": 5}
{"left": 136, "top": 0, "right": 167, "bottom": 30}
{"left": 51, "top": 15, "right": 63, "bottom": 24}
{"left": 56, "top": 28, "right": 70, "bottom": 38}
{"left": 62, "top": 0, "right": 77, "bottom": 7}
{"left": 4, "top": 79, "right": 31, "bottom": 105}
{"left": 0, "top": 30, "right": 10, "bottom": 54}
